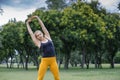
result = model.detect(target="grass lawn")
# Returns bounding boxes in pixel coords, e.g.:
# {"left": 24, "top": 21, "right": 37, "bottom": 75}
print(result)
{"left": 0, "top": 64, "right": 120, "bottom": 80}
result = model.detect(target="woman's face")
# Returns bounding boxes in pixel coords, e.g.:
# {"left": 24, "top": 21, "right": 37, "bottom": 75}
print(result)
{"left": 35, "top": 31, "right": 43, "bottom": 41}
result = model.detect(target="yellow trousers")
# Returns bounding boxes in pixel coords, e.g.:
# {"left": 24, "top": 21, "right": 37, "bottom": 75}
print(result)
{"left": 37, "top": 57, "right": 60, "bottom": 80}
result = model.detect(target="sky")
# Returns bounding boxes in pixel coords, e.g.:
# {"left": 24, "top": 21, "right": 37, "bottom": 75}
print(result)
{"left": 0, "top": 0, "right": 47, "bottom": 26}
{"left": 0, "top": 0, "right": 120, "bottom": 26}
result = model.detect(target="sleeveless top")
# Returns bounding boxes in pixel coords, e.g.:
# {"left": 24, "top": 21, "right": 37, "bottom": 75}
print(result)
{"left": 40, "top": 40, "right": 56, "bottom": 57}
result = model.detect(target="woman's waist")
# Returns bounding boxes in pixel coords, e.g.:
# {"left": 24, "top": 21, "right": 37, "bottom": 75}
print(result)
{"left": 41, "top": 56, "right": 56, "bottom": 61}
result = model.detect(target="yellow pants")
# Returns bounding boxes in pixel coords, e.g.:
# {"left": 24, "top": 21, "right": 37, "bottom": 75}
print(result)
{"left": 37, "top": 57, "right": 60, "bottom": 80}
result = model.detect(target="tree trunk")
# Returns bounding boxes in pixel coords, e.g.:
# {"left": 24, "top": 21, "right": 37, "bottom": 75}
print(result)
{"left": 25, "top": 55, "right": 29, "bottom": 70}
{"left": 58, "top": 57, "right": 63, "bottom": 69}
{"left": 95, "top": 53, "right": 98, "bottom": 68}
{"left": 98, "top": 53, "right": 102, "bottom": 68}
{"left": 81, "top": 48, "right": 86, "bottom": 68}
{"left": 110, "top": 54, "right": 114, "bottom": 68}
{"left": 33, "top": 54, "right": 39, "bottom": 70}
{"left": 86, "top": 63, "right": 89, "bottom": 69}
{"left": 10, "top": 56, "right": 13, "bottom": 68}
{"left": 64, "top": 53, "right": 70, "bottom": 69}
{"left": 85, "top": 55, "right": 90, "bottom": 69}
{"left": 5, "top": 58, "right": 9, "bottom": 68}
{"left": 58, "top": 51, "right": 62, "bottom": 69}
{"left": 19, "top": 53, "right": 24, "bottom": 68}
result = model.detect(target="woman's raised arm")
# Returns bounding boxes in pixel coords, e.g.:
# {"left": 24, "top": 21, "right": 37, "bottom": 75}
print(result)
{"left": 26, "top": 18, "right": 40, "bottom": 47}
{"left": 31, "top": 16, "right": 52, "bottom": 40}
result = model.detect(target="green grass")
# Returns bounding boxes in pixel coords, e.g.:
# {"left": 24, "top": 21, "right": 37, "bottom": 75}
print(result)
{"left": 0, "top": 64, "right": 120, "bottom": 80}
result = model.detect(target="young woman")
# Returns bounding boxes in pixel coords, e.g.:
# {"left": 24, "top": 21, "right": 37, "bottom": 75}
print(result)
{"left": 26, "top": 16, "right": 60, "bottom": 80}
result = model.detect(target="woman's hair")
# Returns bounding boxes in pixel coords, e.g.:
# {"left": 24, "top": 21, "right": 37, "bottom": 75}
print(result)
{"left": 34, "top": 30, "right": 43, "bottom": 37}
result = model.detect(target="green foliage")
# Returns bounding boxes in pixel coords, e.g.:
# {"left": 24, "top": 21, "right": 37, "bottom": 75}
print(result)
{"left": 61, "top": 1, "right": 106, "bottom": 52}
{"left": 0, "top": 0, "right": 120, "bottom": 69}
{"left": 114, "top": 51, "right": 120, "bottom": 63}
{"left": 46, "top": 0, "right": 66, "bottom": 10}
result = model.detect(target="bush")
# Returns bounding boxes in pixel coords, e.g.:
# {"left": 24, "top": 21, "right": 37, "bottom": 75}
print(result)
{"left": 114, "top": 51, "right": 120, "bottom": 63}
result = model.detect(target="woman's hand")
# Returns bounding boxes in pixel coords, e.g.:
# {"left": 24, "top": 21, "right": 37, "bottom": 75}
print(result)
{"left": 26, "top": 18, "right": 32, "bottom": 23}
{"left": 31, "top": 16, "right": 39, "bottom": 19}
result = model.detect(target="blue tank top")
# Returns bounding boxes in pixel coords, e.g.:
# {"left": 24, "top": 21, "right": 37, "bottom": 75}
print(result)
{"left": 40, "top": 40, "right": 56, "bottom": 57}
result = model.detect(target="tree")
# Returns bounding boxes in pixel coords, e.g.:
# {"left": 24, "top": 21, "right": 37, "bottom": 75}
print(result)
{"left": 104, "top": 13, "right": 120, "bottom": 68}
{"left": 1, "top": 23, "right": 18, "bottom": 68}
{"left": 60, "top": 0, "right": 106, "bottom": 69}
{"left": 46, "top": 0, "right": 67, "bottom": 10}
{"left": 0, "top": 21, "right": 29, "bottom": 69}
